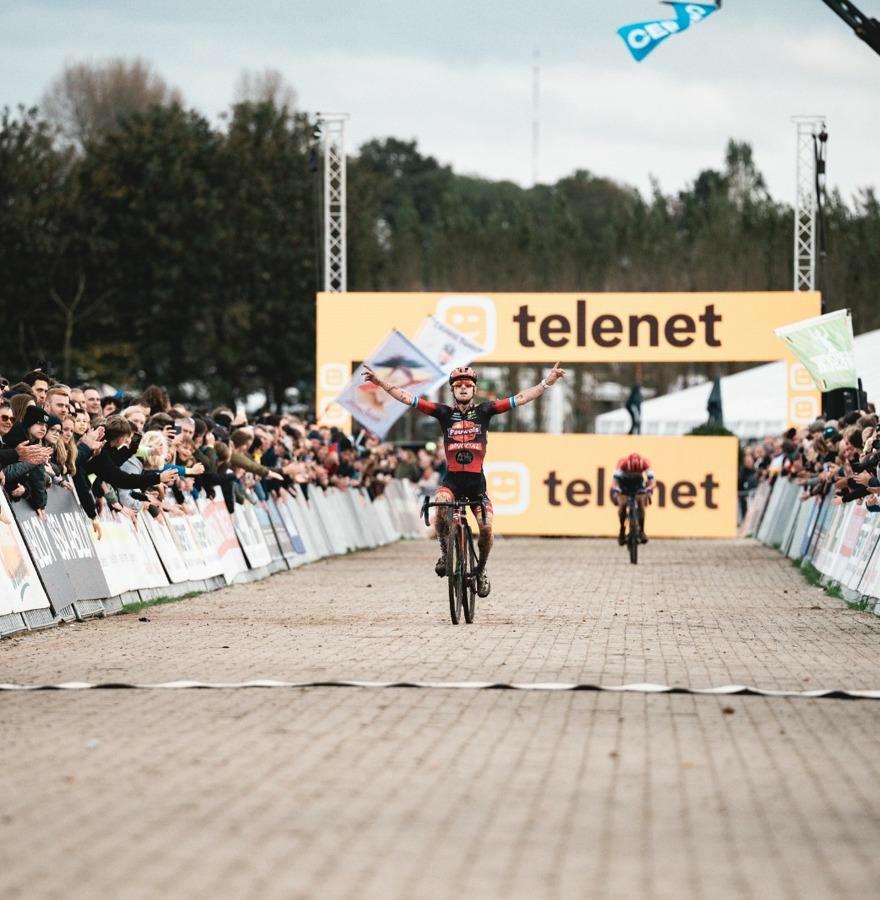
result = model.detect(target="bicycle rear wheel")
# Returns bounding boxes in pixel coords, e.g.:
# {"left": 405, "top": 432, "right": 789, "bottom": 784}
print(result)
{"left": 628, "top": 502, "right": 639, "bottom": 565}
{"left": 462, "top": 525, "right": 476, "bottom": 624}
{"left": 447, "top": 520, "right": 464, "bottom": 624}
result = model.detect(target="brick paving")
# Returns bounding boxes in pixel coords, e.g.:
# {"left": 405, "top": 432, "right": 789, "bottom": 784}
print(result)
{"left": 2, "top": 538, "right": 880, "bottom": 899}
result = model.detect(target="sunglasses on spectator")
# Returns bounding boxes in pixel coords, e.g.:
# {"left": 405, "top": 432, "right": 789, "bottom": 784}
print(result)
{"left": 0, "top": 414, "right": 13, "bottom": 422}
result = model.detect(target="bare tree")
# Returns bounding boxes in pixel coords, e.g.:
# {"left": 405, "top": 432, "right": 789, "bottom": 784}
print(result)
{"left": 234, "top": 67, "right": 297, "bottom": 110}
{"left": 41, "top": 57, "right": 182, "bottom": 149}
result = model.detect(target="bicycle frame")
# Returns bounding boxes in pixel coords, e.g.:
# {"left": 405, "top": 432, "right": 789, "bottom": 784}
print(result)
{"left": 422, "top": 496, "right": 485, "bottom": 623}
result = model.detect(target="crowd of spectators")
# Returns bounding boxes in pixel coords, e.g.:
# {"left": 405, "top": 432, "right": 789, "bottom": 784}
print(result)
{"left": 740, "top": 403, "right": 880, "bottom": 512}
{"left": 0, "top": 367, "right": 447, "bottom": 537}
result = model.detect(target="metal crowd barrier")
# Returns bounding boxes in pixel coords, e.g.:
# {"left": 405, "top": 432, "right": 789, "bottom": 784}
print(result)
{"left": 0, "top": 481, "right": 428, "bottom": 639}
{"left": 743, "top": 477, "right": 880, "bottom": 614}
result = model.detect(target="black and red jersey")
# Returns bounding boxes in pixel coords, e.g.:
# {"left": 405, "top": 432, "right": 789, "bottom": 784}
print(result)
{"left": 412, "top": 396, "right": 515, "bottom": 474}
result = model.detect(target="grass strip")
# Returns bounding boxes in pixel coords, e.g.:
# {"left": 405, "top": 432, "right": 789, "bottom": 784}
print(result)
{"left": 121, "top": 591, "right": 203, "bottom": 615}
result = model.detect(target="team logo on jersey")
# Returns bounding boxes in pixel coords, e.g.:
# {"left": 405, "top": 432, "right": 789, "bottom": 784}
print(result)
{"left": 449, "top": 420, "right": 480, "bottom": 443}
{"left": 455, "top": 450, "right": 474, "bottom": 465}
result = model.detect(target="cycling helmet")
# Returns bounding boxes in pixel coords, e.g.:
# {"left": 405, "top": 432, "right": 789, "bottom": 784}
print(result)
{"left": 449, "top": 366, "right": 477, "bottom": 387}
{"left": 621, "top": 452, "right": 650, "bottom": 473}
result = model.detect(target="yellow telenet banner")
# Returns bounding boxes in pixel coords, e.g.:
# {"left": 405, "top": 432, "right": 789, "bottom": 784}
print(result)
{"left": 318, "top": 291, "right": 820, "bottom": 363}
{"left": 316, "top": 291, "right": 821, "bottom": 428}
{"left": 476, "top": 434, "right": 738, "bottom": 538}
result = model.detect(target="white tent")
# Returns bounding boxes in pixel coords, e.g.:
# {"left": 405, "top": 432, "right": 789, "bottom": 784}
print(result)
{"left": 595, "top": 328, "right": 880, "bottom": 439}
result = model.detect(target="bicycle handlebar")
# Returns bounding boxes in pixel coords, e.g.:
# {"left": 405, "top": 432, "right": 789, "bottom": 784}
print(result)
{"left": 421, "top": 496, "right": 487, "bottom": 527}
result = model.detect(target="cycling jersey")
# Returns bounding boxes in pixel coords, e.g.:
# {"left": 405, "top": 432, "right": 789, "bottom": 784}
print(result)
{"left": 613, "top": 463, "right": 655, "bottom": 496}
{"left": 412, "top": 397, "right": 516, "bottom": 475}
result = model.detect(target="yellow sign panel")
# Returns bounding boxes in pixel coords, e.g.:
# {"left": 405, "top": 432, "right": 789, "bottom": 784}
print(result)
{"left": 317, "top": 291, "right": 821, "bottom": 429}
{"left": 468, "top": 434, "right": 738, "bottom": 538}
{"left": 318, "top": 291, "right": 820, "bottom": 364}
{"left": 316, "top": 291, "right": 822, "bottom": 431}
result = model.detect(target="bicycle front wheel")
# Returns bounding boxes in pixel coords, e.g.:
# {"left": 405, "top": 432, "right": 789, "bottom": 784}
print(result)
{"left": 462, "top": 526, "right": 476, "bottom": 624}
{"left": 448, "top": 523, "right": 463, "bottom": 624}
{"left": 628, "top": 502, "right": 639, "bottom": 565}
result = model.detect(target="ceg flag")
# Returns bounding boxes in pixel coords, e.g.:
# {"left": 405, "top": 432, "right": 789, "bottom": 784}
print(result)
{"left": 618, "top": 2, "right": 720, "bottom": 62}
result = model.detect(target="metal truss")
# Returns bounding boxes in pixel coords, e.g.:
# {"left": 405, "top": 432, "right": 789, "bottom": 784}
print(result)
{"left": 317, "top": 113, "right": 349, "bottom": 293}
{"left": 792, "top": 116, "right": 825, "bottom": 292}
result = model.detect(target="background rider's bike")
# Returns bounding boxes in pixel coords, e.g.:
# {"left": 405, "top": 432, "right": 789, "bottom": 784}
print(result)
{"left": 624, "top": 492, "right": 640, "bottom": 565}
{"left": 422, "top": 496, "right": 483, "bottom": 624}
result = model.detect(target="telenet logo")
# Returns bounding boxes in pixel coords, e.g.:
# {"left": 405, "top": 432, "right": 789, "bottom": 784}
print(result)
{"left": 435, "top": 295, "right": 496, "bottom": 352}
{"left": 318, "top": 397, "right": 348, "bottom": 426}
{"left": 789, "top": 362, "right": 815, "bottom": 390}
{"left": 484, "top": 462, "right": 530, "bottom": 516}
{"left": 320, "top": 362, "right": 349, "bottom": 391}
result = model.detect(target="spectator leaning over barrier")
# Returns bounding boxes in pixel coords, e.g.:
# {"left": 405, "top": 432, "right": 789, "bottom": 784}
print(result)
{"left": 122, "top": 404, "right": 147, "bottom": 434}
{"left": 2, "top": 406, "right": 53, "bottom": 515}
{"left": 118, "top": 430, "right": 169, "bottom": 514}
{"left": 80, "top": 415, "right": 177, "bottom": 513}
{"left": 0, "top": 398, "right": 53, "bottom": 475}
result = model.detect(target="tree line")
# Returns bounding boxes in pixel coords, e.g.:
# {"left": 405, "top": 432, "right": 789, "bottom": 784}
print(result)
{"left": 1, "top": 59, "right": 877, "bottom": 412}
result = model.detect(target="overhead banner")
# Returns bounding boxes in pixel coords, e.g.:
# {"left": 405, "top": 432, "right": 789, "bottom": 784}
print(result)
{"left": 316, "top": 291, "right": 821, "bottom": 428}
{"left": 775, "top": 309, "right": 858, "bottom": 391}
{"left": 11, "top": 487, "right": 110, "bottom": 611}
{"left": 618, "top": 2, "right": 720, "bottom": 63}
{"left": 334, "top": 329, "right": 444, "bottom": 438}
{"left": 470, "top": 433, "right": 736, "bottom": 537}
{"left": 0, "top": 491, "right": 51, "bottom": 616}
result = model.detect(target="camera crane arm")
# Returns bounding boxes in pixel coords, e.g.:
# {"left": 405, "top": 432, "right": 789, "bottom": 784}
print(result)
{"left": 820, "top": 0, "right": 880, "bottom": 57}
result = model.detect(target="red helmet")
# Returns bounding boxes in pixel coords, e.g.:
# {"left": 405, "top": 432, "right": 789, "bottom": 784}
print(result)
{"left": 449, "top": 366, "right": 477, "bottom": 387}
{"left": 621, "top": 452, "right": 650, "bottom": 473}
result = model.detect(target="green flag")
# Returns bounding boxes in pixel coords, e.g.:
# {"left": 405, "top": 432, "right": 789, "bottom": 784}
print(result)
{"left": 774, "top": 309, "right": 857, "bottom": 391}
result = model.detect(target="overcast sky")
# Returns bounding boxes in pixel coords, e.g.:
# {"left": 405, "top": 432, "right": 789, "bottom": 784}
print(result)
{"left": 2, "top": 1, "right": 877, "bottom": 202}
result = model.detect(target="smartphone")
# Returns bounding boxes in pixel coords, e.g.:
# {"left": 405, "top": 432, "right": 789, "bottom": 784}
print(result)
{"left": 174, "top": 424, "right": 182, "bottom": 435}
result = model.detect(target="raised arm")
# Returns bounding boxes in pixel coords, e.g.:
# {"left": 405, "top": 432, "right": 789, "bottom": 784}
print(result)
{"left": 512, "top": 362, "right": 566, "bottom": 408}
{"left": 362, "top": 365, "right": 415, "bottom": 406}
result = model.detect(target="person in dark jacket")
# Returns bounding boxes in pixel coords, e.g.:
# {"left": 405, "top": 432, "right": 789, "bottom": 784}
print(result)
{"left": 3, "top": 405, "right": 53, "bottom": 513}
{"left": 0, "top": 398, "right": 52, "bottom": 471}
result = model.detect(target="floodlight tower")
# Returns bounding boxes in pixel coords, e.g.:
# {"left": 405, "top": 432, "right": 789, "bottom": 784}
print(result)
{"left": 316, "top": 113, "right": 349, "bottom": 292}
{"left": 792, "top": 116, "right": 826, "bottom": 295}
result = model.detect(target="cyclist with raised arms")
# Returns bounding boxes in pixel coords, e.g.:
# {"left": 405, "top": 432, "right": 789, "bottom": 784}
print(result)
{"left": 362, "top": 362, "right": 566, "bottom": 597}
{"left": 611, "top": 452, "right": 655, "bottom": 545}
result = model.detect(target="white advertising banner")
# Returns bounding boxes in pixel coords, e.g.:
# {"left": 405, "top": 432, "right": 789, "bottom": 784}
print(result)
{"left": 0, "top": 491, "right": 50, "bottom": 616}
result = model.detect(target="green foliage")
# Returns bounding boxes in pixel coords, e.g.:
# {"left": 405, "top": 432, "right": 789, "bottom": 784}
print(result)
{"left": 1, "top": 96, "right": 878, "bottom": 409}
{"left": 686, "top": 422, "right": 736, "bottom": 437}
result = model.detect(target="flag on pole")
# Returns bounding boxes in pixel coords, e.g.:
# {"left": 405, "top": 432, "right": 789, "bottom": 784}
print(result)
{"left": 334, "top": 330, "right": 445, "bottom": 439}
{"left": 774, "top": 309, "right": 858, "bottom": 391}
{"left": 618, "top": 2, "right": 720, "bottom": 62}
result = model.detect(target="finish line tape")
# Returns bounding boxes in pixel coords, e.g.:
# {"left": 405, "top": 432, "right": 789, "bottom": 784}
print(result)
{"left": 1, "top": 680, "right": 879, "bottom": 699}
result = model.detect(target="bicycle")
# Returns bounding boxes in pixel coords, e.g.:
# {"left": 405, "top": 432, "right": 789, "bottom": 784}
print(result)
{"left": 622, "top": 491, "right": 641, "bottom": 565}
{"left": 422, "top": 496, "right": 484, "bottom": 624}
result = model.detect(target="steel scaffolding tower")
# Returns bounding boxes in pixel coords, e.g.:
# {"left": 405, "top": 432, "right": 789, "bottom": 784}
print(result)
{"left": 792, "top": 116, "right": 825, "bottom": 292}
{"left": 317, "top": 113, "right": 349, "bottom": 293}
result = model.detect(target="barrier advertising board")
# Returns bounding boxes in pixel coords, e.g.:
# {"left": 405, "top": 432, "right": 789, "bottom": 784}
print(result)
{"left": 11, "top": 488, "right": 110, "bottom": 611}
{"left": 0, "top": 491, "right": 50, "bottom": 616}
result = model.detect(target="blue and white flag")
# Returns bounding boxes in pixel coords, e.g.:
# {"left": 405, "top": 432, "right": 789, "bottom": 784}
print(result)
{"left": 618, "top": 2, "right": 720, "bottom": 62}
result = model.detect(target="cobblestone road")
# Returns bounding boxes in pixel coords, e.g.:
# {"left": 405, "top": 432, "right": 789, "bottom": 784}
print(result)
{"left": 3, "top": 538, "right": 880, "bottom": 899}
